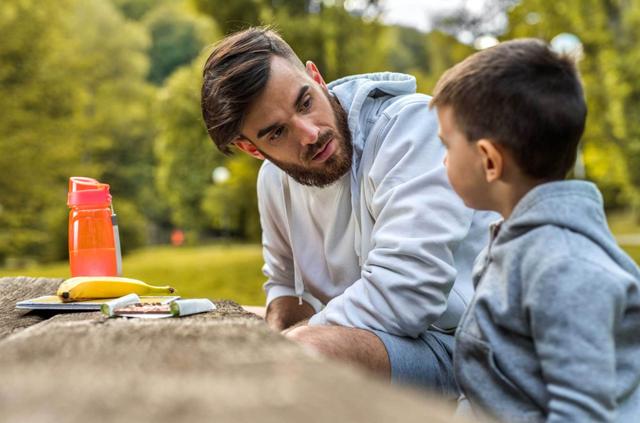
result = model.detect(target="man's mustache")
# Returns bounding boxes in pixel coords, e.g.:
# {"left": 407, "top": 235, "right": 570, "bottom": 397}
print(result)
{"left": 303, "top": 130, "right": 335, "bottom": 162}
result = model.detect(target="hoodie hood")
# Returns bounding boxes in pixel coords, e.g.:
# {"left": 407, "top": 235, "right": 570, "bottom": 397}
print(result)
{"left": 281, "top": 73, "right": 416, "bottom": 304}
{"left": 498, "top": 180, "right": 640, "bottom": 279}
{"left": 328, "top": 73, "right": 416, "bottom": 170}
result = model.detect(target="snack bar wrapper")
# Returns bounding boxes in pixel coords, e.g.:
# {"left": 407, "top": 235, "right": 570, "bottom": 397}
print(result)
{"left": 170, "top": 299, "right": 216, "bottom": 317}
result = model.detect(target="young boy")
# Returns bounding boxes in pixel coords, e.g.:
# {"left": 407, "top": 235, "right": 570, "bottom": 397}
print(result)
{"left": 430, "top": 39, "right": 640, "bottom": 422}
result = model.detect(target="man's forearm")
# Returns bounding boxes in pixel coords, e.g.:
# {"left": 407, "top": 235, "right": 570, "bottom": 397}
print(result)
{"left": 265, "top": 296, "right": 315, "bottom": 331}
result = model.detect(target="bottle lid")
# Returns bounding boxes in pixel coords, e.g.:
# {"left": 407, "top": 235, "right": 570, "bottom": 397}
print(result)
{"left": 67, "top": 177, "right": 112, "bottom": 207}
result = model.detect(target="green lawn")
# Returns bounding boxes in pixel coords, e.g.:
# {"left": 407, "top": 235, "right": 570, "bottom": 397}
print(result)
{"left": 608, "top": 210, "right": 640, "bottom": 263}
{"left": 2, "top": 231, "right": 639, "bottom": 306}
{"left": 607, "top": 210, "right": 640, "bottom": 235}
{"left": 0, "top": 244, "right": 266, "bottom": 305}
{"left": 620, "top": 245, "right": 640, "bottom": 265}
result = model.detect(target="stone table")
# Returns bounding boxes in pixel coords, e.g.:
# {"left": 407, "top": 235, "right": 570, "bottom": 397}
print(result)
{"left": 0, "top": 276, "right": 468, "bottom": 423}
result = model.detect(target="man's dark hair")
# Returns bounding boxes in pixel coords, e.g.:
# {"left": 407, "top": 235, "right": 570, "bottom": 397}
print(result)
{"left": 201, "top": 27, "right": 303, "bottom": 155}
{"left": 430, "top": 38, "right": 587, "bottom": 180}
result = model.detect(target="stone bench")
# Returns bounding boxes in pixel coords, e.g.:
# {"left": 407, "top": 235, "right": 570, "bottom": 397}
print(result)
{"left": 0, "top": 276, "right": 467, "bottom": 423}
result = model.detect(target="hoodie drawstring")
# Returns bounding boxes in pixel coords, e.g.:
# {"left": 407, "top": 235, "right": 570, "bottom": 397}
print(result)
{"left": 282, "top": 176, "right": 305, "bottom": 306}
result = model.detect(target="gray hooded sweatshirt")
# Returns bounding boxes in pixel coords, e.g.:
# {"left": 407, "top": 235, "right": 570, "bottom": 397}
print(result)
{"left": 455, "top": 180, "right": 640, "bottom": 422}
{"left": 258, "top": 73, "right": 496, "bottom": 336}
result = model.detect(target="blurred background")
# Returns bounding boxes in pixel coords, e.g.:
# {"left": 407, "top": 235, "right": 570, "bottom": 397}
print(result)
{"left": 1, "top": 0, "right": 639, "bottom": 303}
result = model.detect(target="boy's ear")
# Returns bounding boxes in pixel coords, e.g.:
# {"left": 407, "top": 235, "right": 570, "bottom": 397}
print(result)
{"left": 234, "top": 139, "right": 265, "bottom": 160}
{"left": 476, "top": 139, "right": 503, "bottom": 183}
{"left": 305, "top": 61, "right": 328, "bottom": 90}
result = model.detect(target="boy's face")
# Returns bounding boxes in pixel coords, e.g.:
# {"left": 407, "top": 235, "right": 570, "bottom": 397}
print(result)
{"left": 437, "top": 106, "right": 491, "bottom": 210}
{"left": 235, "top": 56, "right": 352, "bottom": 187}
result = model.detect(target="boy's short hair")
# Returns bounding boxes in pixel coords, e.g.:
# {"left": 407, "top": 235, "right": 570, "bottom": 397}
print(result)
{"left": 201, "top": 27, "right": 303, "bottom": 155}
{"left": 430, "top": 38, "right": 587, "bottom": 180}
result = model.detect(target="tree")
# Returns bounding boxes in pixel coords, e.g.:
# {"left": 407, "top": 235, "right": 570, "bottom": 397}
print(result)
{"left": 505, "top": 0, "right": 640, "bottom": 211}
{"left": 191, "top": 0, "right": 266, "bottom": 34}
{"left": 154, "top": 57, "right": 224, "bottom": 238}
{"left": 429, "top": 0, "right": 640, "bottom": 213}
{"left": 0, "top": 0, "right": 153, "bottom": 263}
{"left": 201, "top": 155, "right": 261, "bottom": 240}
{"left": 111, "top": 0, "right": 164, "bottom": 20}
{"left": 433, "top": 0, "right": 518, "bottom": 41}
{"left": 144, "top": 2, "right": 219, "bottom": 84}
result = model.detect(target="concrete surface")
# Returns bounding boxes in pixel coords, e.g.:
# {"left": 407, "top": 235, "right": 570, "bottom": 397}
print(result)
{"left": 0, "top": 276, "right": 469, "bottom": 423}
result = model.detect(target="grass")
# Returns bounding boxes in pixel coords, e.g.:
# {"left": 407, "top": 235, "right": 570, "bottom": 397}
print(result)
{"left": 607, "top": 210, "right": 640, "bottom": 235}
{"left": 621, "top": 245, "right": 640, "bottom": 265}
{"left": 2, "top": 213, "right": 640, "bottom": 305}
{"left": 607, "top": 210, "right": 640, "bottom": 263}
{"left": 0, "top": 244, "right": 266, "bottom": 305}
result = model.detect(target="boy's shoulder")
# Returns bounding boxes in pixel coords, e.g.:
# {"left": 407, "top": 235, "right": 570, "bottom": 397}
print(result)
{"left": 512, "top": 224, "right": 639, "bottom": 294}
{"left": 497, "top": 181, "right": 638, "bottom": 287}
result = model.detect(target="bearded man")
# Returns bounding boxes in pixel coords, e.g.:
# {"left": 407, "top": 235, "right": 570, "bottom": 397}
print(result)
{"left": 201, "top": 27, "right": 495, "bottom": 395}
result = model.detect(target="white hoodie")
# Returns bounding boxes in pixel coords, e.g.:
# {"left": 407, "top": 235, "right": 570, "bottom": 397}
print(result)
{"left": 258, "top": 72, "right": 496, "bottom": 337}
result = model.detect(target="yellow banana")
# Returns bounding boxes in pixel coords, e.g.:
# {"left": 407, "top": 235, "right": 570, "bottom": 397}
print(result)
{"left": 57, "top": 276, "right": 176, "bottom": 300}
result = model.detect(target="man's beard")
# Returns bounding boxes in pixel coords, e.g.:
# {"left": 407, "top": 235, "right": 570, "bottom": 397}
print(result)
{"left": 259, "top": 92, "right": 353, "bottom": 188}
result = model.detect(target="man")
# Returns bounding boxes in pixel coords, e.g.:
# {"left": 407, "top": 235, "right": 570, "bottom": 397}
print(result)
{"left": 201, "top": 27, "right": 494, "bottom": 395}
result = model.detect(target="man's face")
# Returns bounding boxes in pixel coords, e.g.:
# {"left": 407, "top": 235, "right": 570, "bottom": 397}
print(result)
{"left": 437, "top": 105, "right": 489, "bottom": 210}
{"left": 236, "top": 56, "right": 352, "bottom": 187}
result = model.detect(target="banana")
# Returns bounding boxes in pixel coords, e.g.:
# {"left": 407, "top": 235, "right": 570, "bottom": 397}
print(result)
{"left": 57, "top": 276, "right": 176, "bottom": 300}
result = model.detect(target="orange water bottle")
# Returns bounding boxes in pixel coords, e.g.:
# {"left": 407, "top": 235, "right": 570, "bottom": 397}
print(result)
{"left": 68, "top": 177, "right": 122, "bottom": 277}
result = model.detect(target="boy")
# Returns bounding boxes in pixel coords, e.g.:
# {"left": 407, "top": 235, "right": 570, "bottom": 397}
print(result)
{"left": 430, "top": 39, "right": 640, "bottom": 422}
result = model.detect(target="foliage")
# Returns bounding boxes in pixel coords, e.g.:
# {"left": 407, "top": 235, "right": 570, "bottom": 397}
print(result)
{"left": 201, "top": 155, "right": 262, "bottom": 240}
{"left": 191, "top": 0, "right": 266, "bottom": 34}
{"left": 4, "top": 0, "right": 640, "bottom": 266}
{"left": 111, "top": 0, "right": 164, "bottom": 20}
{"left": 503, "top": 0, "right": 640, "bottom": 211}
{"left": 0, "top": 0, "right": 75, "bottom": 263}
{"left": 143, "top": 1, "right": 219, "bottom": 84}
{"left": 154, "top": 58, "right": 223, "bottom": 236}
{"left": 0, "top": 0, "right": 153, "bottom": 264}
{"left": 434, "top": 0, "right": 519, "bottom": 40}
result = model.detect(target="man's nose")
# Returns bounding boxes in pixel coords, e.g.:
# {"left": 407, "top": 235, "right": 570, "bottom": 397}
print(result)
{"left": 443, "top": 154, "right": 448, "bottom": 167}
{"left": 293, "top": 116, "right": 319, "bottom": 146}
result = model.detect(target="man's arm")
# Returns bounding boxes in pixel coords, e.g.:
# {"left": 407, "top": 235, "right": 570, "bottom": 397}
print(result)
{"left": 265, "top": 296, "right": 315, "bottom": 331}
{"left": 258, "top": 162, "right": 323, "bottom": 329}
{"left": 309, "top": 98, "right": 479, "bottom": 337}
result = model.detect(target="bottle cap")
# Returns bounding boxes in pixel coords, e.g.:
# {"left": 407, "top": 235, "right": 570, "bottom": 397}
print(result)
{"left": 67, "top": 177, "right": 112, "bottom": 207}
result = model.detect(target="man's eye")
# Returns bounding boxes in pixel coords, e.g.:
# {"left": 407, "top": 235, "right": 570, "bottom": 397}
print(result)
{"left": 301, "top": 97, "right": 312, "bottom": 111}
{"left": 271, "top": 126, "right": 284, "bottom": 140}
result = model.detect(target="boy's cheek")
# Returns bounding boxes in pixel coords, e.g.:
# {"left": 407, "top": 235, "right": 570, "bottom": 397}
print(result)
{"left": 446, "top": 168, "right": 470, "bottom": 203}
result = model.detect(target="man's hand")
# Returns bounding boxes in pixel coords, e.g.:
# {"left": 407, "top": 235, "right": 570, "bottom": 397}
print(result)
{"left": 280, "top": 318, "right": 309, "bottom": 336}
{"left": 265, "top": 296, "right": 315, "bottom": 331}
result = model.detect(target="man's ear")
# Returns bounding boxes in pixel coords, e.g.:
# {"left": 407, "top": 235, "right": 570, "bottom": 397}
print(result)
{"left": 305, "top": 61, "right": 327, "bottom": 90}
{"left": 476, "top": 139, "right": 503, "bottom": 183}
{"left": 234, "top": 139, "right": 265, "bottom": 160}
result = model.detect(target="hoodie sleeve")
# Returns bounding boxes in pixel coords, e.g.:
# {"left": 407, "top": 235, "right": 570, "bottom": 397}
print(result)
{"left": 309, "top": 99, "right": 475, "bottom": 337}
{"left": 524, "top": 257, "right": 625, "bottom": 422}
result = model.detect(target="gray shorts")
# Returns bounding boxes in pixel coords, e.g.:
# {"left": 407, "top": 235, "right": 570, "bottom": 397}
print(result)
{"left": 372, "top": 329, "right": 459, "bottom": 398}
